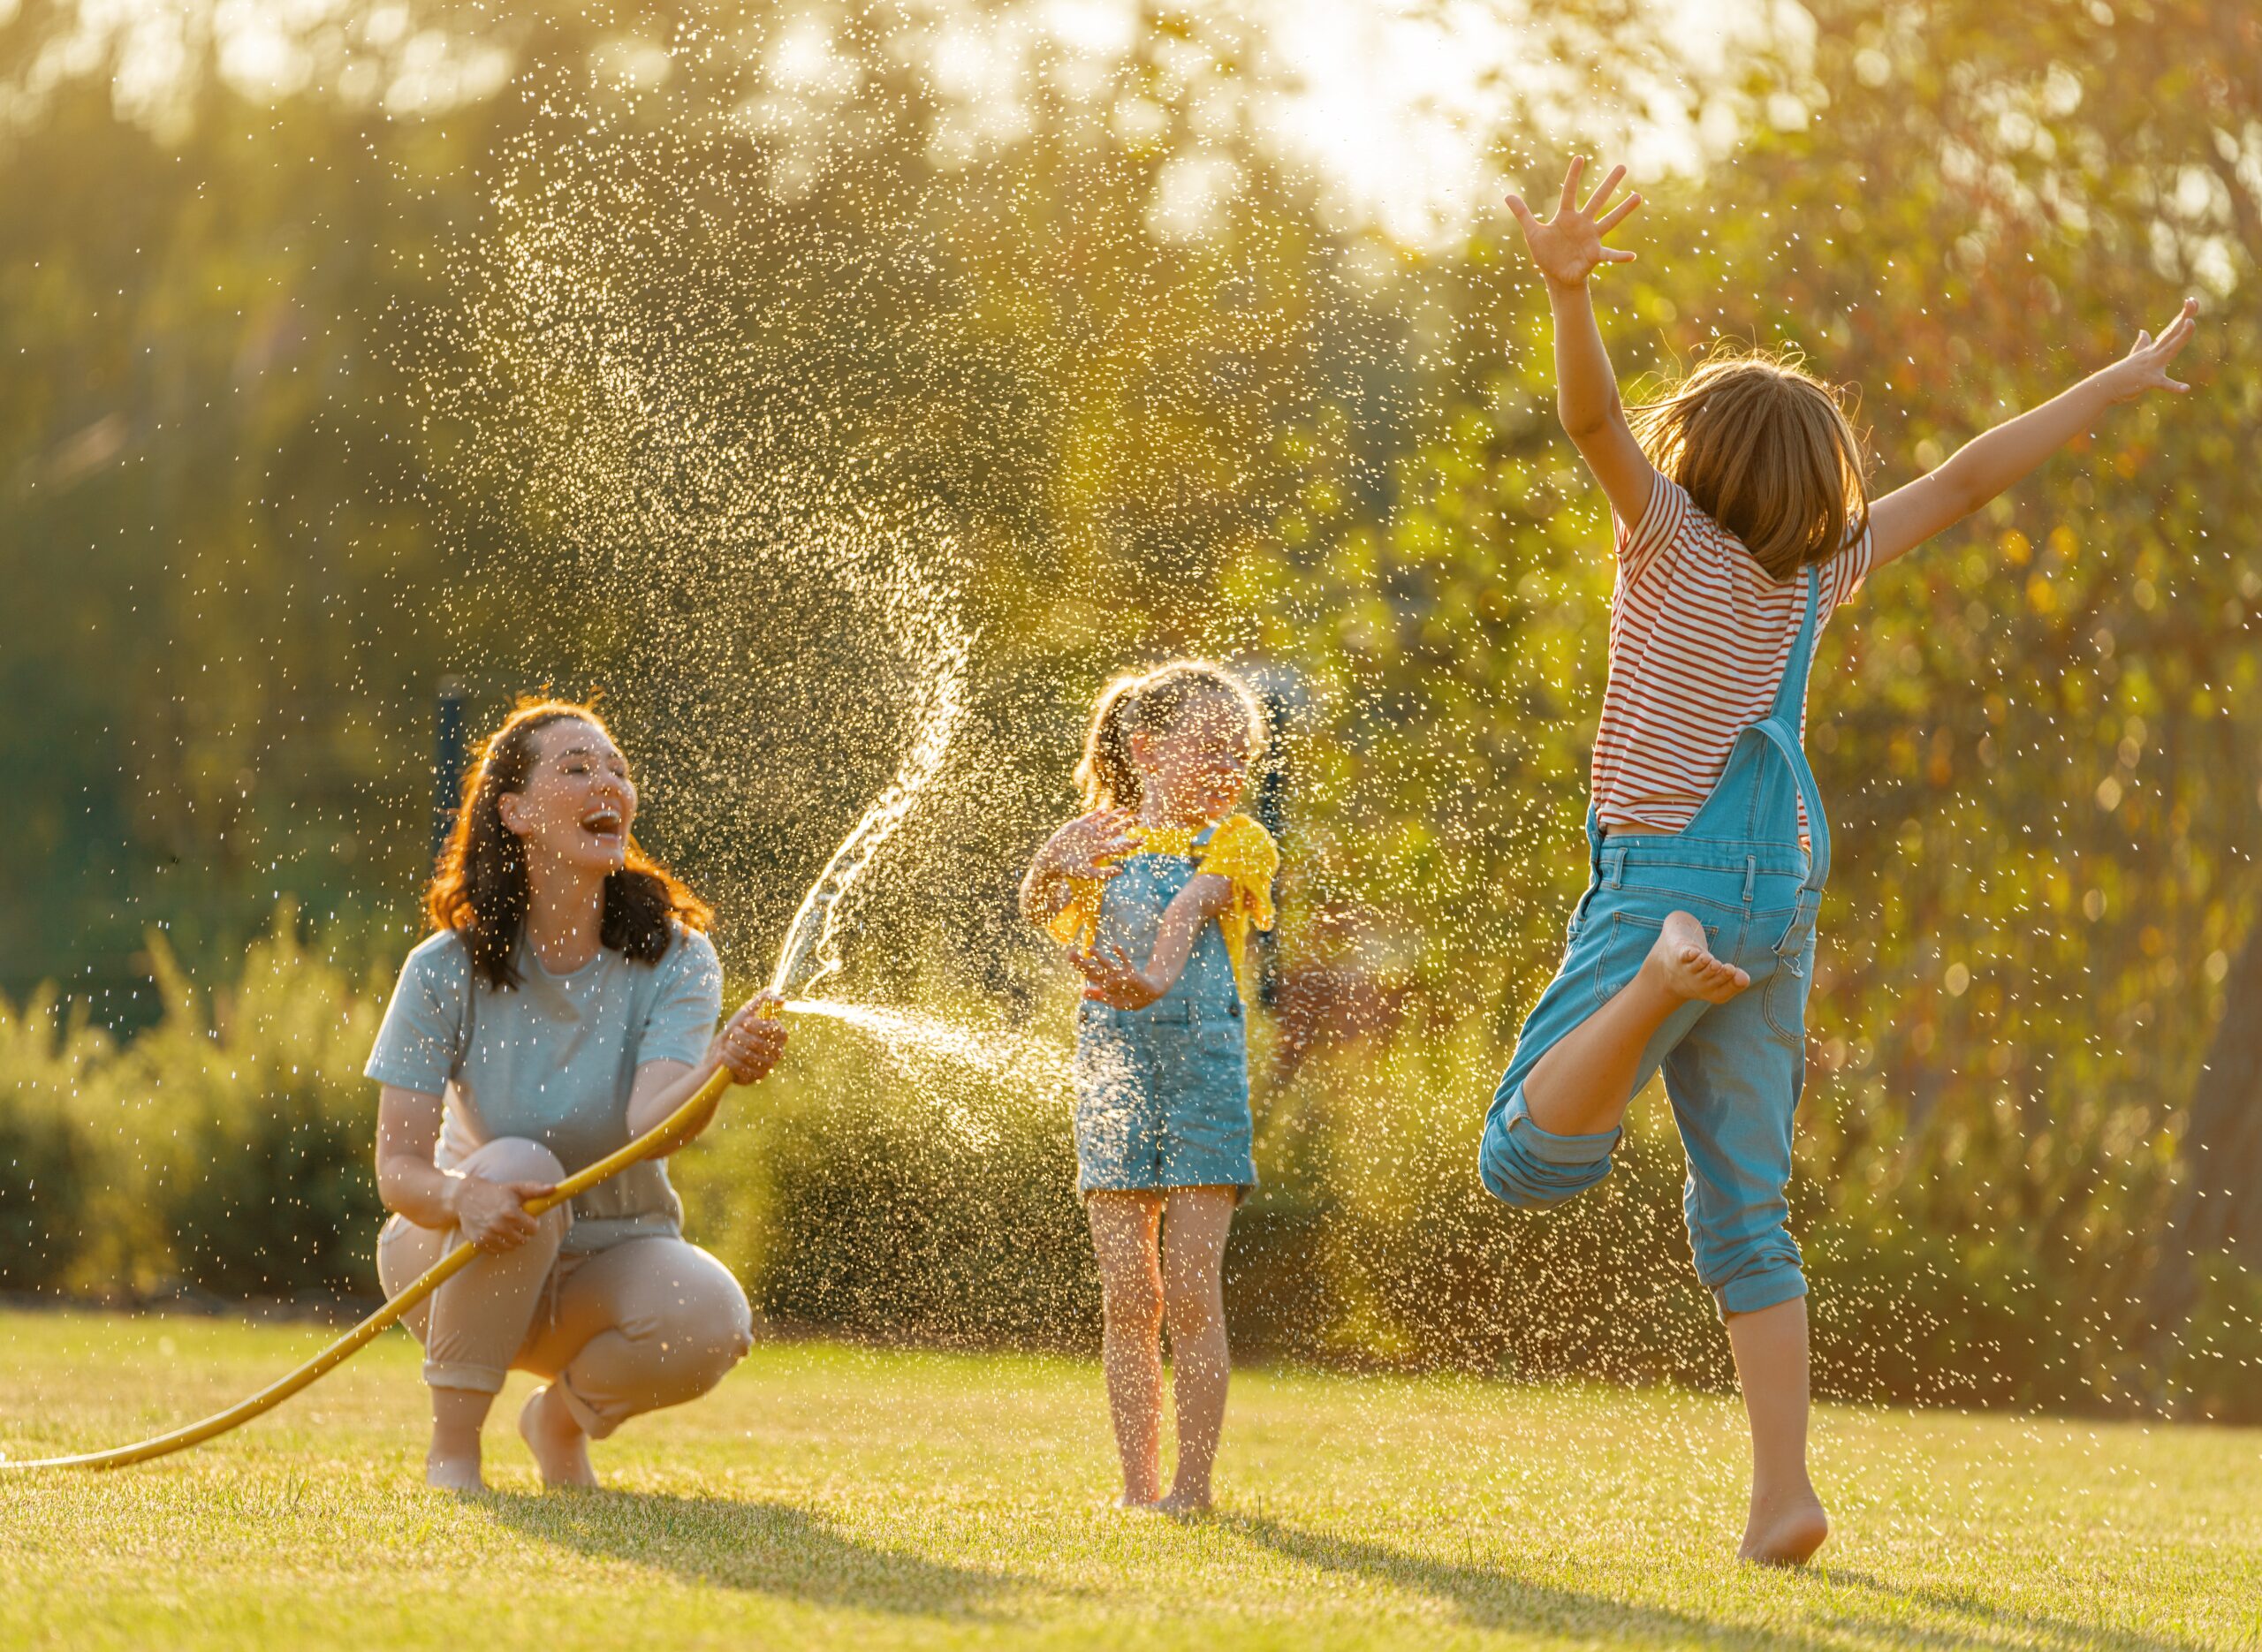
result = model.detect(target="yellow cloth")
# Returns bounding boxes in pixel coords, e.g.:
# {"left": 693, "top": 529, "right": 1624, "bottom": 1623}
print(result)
{"left": 1048, "top": 813, "right": 1279, "bottom": 1001}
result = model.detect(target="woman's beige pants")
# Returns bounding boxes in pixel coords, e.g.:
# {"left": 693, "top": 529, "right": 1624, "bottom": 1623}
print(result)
{"left": 376, "top": 1137, "right": 753, "bottom": 1439}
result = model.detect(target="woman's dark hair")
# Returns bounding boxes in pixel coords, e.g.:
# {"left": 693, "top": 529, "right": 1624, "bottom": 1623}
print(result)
{"left": 426, "top": 697, "right": 712, "bottom": 990}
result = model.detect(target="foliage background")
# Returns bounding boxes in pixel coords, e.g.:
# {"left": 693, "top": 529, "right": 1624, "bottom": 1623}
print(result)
{"left": 1, "top": 0, "right": 2257, "bottom": 1421}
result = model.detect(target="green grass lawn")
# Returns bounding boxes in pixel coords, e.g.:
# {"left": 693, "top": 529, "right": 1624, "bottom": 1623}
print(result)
{"left": 0, "top": 1309, "right": 2255, "bottom": 1650}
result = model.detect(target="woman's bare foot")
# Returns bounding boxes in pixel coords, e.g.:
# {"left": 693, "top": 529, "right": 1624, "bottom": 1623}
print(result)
{"left": 425, "top": 1412, "right": 484, "bottom": 1492}
{"left": 1647, "top": 912, "right": 1749, "bottom": 1004}
{"left": 1739, "top": 1482, "right": 1830, "bottom": 1566}
{"left": 1154, "top": 1487, "right": 1212, "bottom": 1518}
{"left": 517, "top": 1384, "right": 599, "bottom": 1489}
{"left": 424, "top": 1452, "right": 484, "bottom": 1493}
{"left": 1111, "top": 1490, "right": 1160, "bottom": 1512}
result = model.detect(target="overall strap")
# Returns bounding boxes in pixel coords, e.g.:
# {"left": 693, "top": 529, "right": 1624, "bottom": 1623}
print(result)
{"left": 1735, "top": 720, "right": 1830, "bottom": 894}
{"left": 1768, "top": 563, "right": 1823, "bottom": 723}
{"left": 1764, "top": 565, "right": 1829, "bottom": 893}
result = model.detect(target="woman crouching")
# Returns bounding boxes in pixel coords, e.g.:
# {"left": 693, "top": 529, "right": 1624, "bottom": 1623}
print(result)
{"left": 365, "top": 697, "right": 786, "bottom": 1491}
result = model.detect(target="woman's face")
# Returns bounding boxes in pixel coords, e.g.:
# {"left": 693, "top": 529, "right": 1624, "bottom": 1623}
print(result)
{"left": 496, "top": 718, "right": 639, "bottom": 875}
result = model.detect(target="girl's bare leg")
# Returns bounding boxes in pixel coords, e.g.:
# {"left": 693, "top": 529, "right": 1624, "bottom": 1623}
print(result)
{"left": 1522, "top": 912, "right": 1748, "bottom": 1137}
{"left": 1086, "top": 1191, "right": 1166, "bottom": 1506}
{"left": 1158, "top": 1186, "right": 1236, "bottom": 1514}
{"left": 427, "top": 1387, "right": 493, "bottom": 1491}
{"left": 1727, "top": 1296, "right": 1829, "bottom": 1565}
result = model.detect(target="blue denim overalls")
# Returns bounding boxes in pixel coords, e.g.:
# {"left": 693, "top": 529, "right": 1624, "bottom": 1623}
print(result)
{"left": 1074, "top": 822, "right": 1258, "bottom": 1198}
{"left": 1480, "top": 563, "right": 1829, "bottom": 1316}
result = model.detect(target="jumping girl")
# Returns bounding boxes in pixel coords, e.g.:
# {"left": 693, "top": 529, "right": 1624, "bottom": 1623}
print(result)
{"left": 1021, "top": 661, "right": 1279, "bottom": 1513}
{"left": 1489, "top": 158, "right": 2198, "bottom": 1563}
{"left": 366, "top": 697, "right": 787, "bottom": 1491}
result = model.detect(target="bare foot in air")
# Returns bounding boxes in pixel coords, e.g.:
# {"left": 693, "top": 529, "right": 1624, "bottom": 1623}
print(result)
{"left": 518, "top": 1384, "right": 599, "bottom": 1489}
{"left": 1739, "top": 1481, "right": 1829, "bottom": 1566}
{"left": 1647, "top": 911, "right": 1749, "bottom": 1004}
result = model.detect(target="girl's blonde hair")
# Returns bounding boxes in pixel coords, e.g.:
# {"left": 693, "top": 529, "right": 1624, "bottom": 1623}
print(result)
{"left": 1628, "top": 347, "right": 1871, "bottom": 581}
{"left": 1075, "top": 659, "right": 1265, "bottom": 811}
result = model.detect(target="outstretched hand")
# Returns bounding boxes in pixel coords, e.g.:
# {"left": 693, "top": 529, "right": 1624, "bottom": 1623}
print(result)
{"left": 2105, "top": 297, "right": 2199, "bottom": 403}
{"left": 1505, "top": 156, "right": 1642, "bottom": 289}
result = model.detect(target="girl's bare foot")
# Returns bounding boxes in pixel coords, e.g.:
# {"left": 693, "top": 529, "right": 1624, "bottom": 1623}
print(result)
{"left": 517, "top": 1384, "right": 599, "bottom": 1489}
{"left": 1111, "top": 1491, "right": 1160, "bottom": 1512}
{"left": 1154, "top": 1487, "right": 1212, "bottom": 1518}
{"left": 1738, "top": 1482, "right": 1829, "bottom": 1566}
{"left": 1647, "top": 911, "right": 1749, "bottom": 1004}
{"left": 424, "top": 1452, "right": 484, "bottom": 1493}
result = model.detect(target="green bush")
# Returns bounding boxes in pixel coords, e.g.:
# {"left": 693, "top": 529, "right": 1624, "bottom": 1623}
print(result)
{"left": 1, "top": 913, "right": 2251, "bottom": 1422}
{"left": 2174, "top": 1256, "right": 2262, "bottom": 1425}
{"left": 122, "top": 915, "right": 391, "bottom": 1296}
{"left": 0, "top": 990, "right": 108, "bottom": 1290}
{"left": 11, "top": 908, "right": 395, "bottom": 1299}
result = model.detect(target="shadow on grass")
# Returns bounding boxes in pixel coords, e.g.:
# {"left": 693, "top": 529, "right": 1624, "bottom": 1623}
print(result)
{"left": 1813, "top": 1568, "right": 2209, "bottom": 1652}
{"left": 1226, "top": 1517, "right": 2203, "bottom": 1651}
{"left": 484, "top": 1490, "right": 1033, "bottom": 1618}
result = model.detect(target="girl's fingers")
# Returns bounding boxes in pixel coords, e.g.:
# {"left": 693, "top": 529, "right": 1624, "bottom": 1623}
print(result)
{"left": 1603, "top": 247, "right": 1638, "bottom": 264}
{"left": 1595, "top": 192, "right": 1641, "bottom": 232}
{"left": 1581, "top": 163, "right": 1626, "bottom": 216}
{"left": 1503, "top": 193, "right": 1538, "bottom": 233}
{"left": 1557, "top": 155, "right": 1583, "bottom": 215}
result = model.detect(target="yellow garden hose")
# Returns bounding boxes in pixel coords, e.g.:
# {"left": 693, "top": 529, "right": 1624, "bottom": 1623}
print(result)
{"left": 1, "top": 1012, "right": 766, "bottom": 1474}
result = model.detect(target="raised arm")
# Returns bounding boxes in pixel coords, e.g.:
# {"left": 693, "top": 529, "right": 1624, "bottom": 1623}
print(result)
{"left": 1868, "top": 298, "right": 2198, "bottom": 569}
{"left": 1504, "top": 157, "right": 1659, "bottom": 532}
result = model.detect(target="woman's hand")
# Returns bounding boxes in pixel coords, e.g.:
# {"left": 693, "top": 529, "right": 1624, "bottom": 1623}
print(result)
{"left": 445, "top": 1172, "right": 555, "bottom": 1253}
{"left": 713, "top": 992, "right": 788, "bottom": 1084}
{"left": 1072, "top": 943, "right": 1165, "bottom": 1011}
{"left": 2103, "top": 297, "right": 2198, "bottom": 403}
{"left": 1504, "top": 156, "right": 1642, "bottom": 290}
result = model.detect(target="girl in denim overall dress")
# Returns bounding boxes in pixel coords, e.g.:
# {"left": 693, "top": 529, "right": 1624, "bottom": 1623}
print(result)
{"left": 1494, "top": 157, "right": 2201, "bottom": 1564}
{"left": 1021, "top": 660, "right": 1278, "bottom": 1513}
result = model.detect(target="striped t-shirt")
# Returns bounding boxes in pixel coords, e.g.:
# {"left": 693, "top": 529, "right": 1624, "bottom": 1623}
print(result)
{"left": 1592, "top": 474, "right": 1871, "bottom": 833}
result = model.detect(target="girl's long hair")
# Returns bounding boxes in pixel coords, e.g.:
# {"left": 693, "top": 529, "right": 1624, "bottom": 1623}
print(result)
{"left": 1627, "top": 347, "right": 1871, "bottom": 581}
{"left": 1074, "top": 660, "right": 1264, "bottom": 811}
{"left": 426, "top": 697, "right": 712, "bottom": 991}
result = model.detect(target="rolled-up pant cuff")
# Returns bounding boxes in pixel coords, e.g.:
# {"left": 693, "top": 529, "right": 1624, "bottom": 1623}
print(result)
{"left": 1712, "top": 1269, "right": 1808, "bottom": 1319}
{"left": 550, "top": 1377, "right": 617, "bottom": 1440}
{"left": 1479, "top": 1086, "right": 1621, "bottom": 1208}
{"left": 423, "top": 1360, "right": 506, "bottom": 1396}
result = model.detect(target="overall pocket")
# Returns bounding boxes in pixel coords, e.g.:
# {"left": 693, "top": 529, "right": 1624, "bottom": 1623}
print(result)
{"left": 1592, "top": 910, "right": 1719, "bottom": 1005}
{"left": 1761, "top": 899, "right": 1819, "bottom": 1047}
